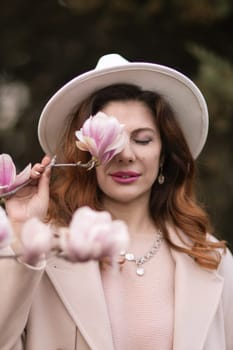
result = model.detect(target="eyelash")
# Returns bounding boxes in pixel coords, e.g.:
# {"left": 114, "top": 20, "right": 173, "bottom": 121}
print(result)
{"left": 134, "top": 139, "right": 152, "bottom": 145}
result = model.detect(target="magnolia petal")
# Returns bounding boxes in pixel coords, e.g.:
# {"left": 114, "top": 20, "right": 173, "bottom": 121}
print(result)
{"left": 97, "top": 127, "right": 119, "bottom": 155}
{"left": 85, "top": 113, "right": 107, "bottom": 141}
{"left": 100, "top": 151, "right": 120, "bottom": 164}
{"left": 104, "top": 129, "right": 126, "bottom": 153}
{"left": 75, "top": 136, "right": 98, "bottom": 157}
{"left": 21, "top": 217, "right": 52, "bottom": 265}
{"left": 89, "top": 224, "right": 114, "bottom": 259}
{"left": 66, "top": 242, "right": 92, "bottom": 262}
{"left": 75, "top": 140, "right": 89, "bottom": 152}
{"left": 75, "top": 130, "right": 91, "bottom": 148}
{"left": 75, "top": 133, "right": 99, "bottom": 159}
{"left": 69, "top": 206, "right": 112, "bottom": 237}
{"left": 81, "top": 116, "right": 105, "bottom": 150}
{"left": 62, "top": 207, "right": 125, "bottom": 262}
{"left": 82, "top": 116, "right": 94, "bottom": 136}
{"left": 90, "top": 117, "right": 110, "bottom": 147}
{"left": 91, "top": 115, "right": 126, "bottom": 163}
{"left": 9, "top": 163, "right": 32, "bottom": 191}
{"left": 89, "top": 210, "right": 112, "bottom": 226}
{"left": 70, "top": 206, "right": 99, "bottom": 234}
{"left": 101, "top": 132, "right": 127, "bottom": 164}
{"left": 94, "top": 115, "right": 123, "bottom": 152}
{"left": 68, "top": 222, "right": 110, "bottom": 261}
{"left": 101, "top": 150, "right": 116, "bottom": 164}
{"left": 0, "top": 207, "right": 13, "bottom": 248}
{"left": 0, "top": 154, "right": 16, "bottom": 189}
{"left": 60, "top": 228, "right": 92, "bottom": 262}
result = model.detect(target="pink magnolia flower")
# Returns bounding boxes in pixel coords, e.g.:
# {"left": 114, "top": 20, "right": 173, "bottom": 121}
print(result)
{"left": 75, "top": 112, "right": 126, "bottom": 166}
{"left": 60, "top": 206, "right": 129, "bottom": 262}
{"left": 0, "top": 206, "right": 13, "bottom": 248}
{"left": 20, "top": 217, "right": 52, "bottom": 265}
{"left": 0, "top": 153, "right": 31, "bottom": 196}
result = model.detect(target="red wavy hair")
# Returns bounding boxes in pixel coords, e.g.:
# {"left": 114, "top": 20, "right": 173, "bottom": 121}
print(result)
{"left": 47, "top": 84, "right": 226, "bottom": 269}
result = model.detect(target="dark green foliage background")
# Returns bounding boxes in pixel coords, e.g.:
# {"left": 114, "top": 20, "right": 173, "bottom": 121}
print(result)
{"left": 0, "top": 0, "right": 232, "bottom": 248}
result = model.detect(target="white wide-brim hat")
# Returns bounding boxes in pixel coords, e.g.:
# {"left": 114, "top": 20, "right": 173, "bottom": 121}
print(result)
{"left": 38, "top": 53, "right": 208, "bottom": 158}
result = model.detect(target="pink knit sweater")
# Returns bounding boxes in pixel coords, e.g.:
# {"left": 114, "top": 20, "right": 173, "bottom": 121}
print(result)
{"left": 101, "top": 235, "right": 175, "bottom": 350}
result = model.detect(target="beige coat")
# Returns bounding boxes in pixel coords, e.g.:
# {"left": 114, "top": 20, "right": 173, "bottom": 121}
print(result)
{"left": 0, "top": 233, "right": 233, "bottom": 350}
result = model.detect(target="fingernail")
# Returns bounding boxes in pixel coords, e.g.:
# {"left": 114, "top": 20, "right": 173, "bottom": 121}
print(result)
{"left": 34, "top": 170, "right": 41, "bottom": 176}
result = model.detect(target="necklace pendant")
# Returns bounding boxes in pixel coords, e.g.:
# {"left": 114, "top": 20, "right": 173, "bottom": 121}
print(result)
{"left": 118, "top": 230, "right": 163, "bottom": 276}
{"left": 136, "top": 266, "right": 145, "bottom": 276}
{"left": 125, "top": 253, "right": 135, "bottom": 261}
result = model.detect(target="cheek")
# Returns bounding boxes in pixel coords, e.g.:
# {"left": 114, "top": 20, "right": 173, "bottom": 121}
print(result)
{"left": 95, "top": 166, "right": 106, "bottom": 190}
{"left": 144, "top": 152, "right": 161, "bottom": 179}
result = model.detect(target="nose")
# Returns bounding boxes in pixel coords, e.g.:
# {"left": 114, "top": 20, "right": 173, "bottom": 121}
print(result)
{"left": 115, "top": 139, "right": 136, "bottom": 163}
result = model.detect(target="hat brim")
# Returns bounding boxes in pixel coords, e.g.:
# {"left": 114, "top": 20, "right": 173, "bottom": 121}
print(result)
{"left": 38, "top": 62, "right": 208, "bottom": 158}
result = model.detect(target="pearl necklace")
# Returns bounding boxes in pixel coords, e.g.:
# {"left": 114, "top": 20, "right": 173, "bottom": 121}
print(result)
{"left": 119, "top": 231, "right": 164, "bottom": 276}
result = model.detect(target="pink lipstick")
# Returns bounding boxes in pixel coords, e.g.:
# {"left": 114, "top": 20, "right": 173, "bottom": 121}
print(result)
{"left": 110, "top": 171, "right": 140, "bottom": 184}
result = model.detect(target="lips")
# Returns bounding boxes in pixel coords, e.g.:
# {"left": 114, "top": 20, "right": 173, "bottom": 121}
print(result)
{"left": 110, "top": 171, "right": 140, "bottom": 184}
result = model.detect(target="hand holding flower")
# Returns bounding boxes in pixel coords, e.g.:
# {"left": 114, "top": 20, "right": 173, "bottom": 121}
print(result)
{"left": 4, "top": 156, "right": 51, "bottom": 231}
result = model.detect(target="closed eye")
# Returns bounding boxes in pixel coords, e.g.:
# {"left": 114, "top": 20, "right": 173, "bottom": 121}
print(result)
{"left": 134, "top": 139, "right": 152, "bottom": 145}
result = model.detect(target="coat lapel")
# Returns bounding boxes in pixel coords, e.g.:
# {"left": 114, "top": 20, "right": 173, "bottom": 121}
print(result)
{"left": 170, "top": 231, "right": 224, "bottom": 350}
{"left": 46, "top": 257, "right": 114, "bottom": 350}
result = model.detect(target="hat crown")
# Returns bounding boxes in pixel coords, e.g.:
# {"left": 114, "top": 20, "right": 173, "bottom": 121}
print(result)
{"left": 95, "top": 53, "right": 130, "bottom": 70}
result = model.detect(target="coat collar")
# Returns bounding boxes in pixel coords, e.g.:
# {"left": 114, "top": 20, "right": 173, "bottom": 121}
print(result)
{"left": 46, "top": 258, "right": 114, "bottom": 350}
{"left": 171, "top": 249, "right": 223, "bottom": 350}
{"left": 46, "top": 227, "right": 224, "bottom": 350}
{"left": 169, "top": 228, "right": 224, "bottom": 350}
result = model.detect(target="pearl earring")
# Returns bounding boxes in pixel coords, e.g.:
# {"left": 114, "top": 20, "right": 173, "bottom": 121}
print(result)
{"left": 158, "top": 164, "right": 165, "bottom": 184}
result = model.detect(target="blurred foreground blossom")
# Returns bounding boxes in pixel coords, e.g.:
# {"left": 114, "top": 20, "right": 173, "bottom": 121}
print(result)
{"left": 0, "top": 153, "right": 31, "bottom": 196}
{"left": 20, "top": 218, "right": 53, "bottom": 266}
{"left": 60, "top": 206, "right": 129, "bottom": 262}
{"left": 0, "top": 206, "right": 13, "bottom": 248}
{"left": 0, "top": 206, "right": 129, "bottom": 266}
{"left": 75, "top": 112, "right": 126, "bottom": 168}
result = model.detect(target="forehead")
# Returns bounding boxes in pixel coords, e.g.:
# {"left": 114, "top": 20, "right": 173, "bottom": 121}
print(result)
{"left": 101, "top": 100, "right": 157, "bottom": 130}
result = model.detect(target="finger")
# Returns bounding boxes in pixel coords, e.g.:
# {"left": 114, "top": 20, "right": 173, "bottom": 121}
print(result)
{"left": 31, "top": 164, "right": 44, "bottom": 179}
{"left": 41, "top": 155, "right": 51, "bottom": 167}
{"left": 30, "top": 156, "right": 51, "bottom": 179}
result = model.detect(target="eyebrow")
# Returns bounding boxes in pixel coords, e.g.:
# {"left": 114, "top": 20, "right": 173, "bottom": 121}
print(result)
{"left": 131, "top": 127, "right": 157, "bottom": 133}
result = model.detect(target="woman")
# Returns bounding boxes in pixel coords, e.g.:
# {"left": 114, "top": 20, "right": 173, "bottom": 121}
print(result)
{"left": 1, "top": 54, "right": 233, "bottom": 350}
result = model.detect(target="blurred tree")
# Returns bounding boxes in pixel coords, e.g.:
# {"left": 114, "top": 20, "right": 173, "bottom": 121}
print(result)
{"left": 188, "top": 45, "right": 233, "bottom": 247}
{"left": 175, "top": 0, "right": 231, "bottom": 23}
{"left": 0, "top": 0, "right": 232, "bottom": 245}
